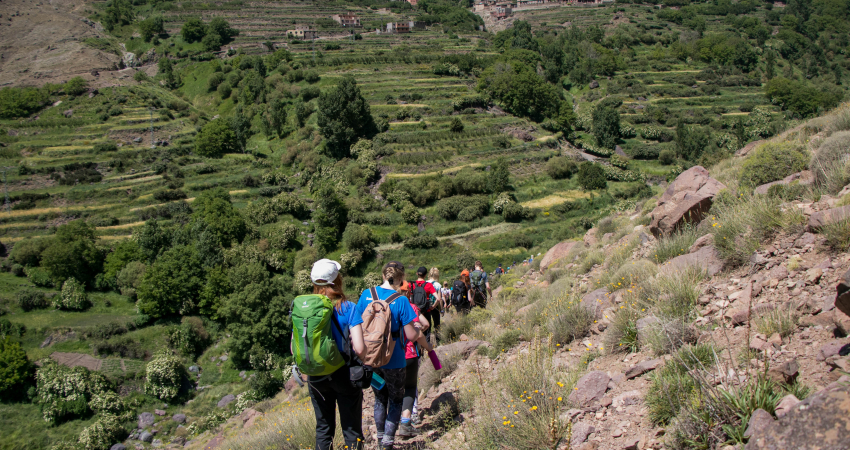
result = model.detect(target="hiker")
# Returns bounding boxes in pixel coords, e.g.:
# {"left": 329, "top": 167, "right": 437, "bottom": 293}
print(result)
{"left": 410, "top": 266, "right": 441, "bottom": 345}
{"left": 494, "top": 264, "right": 504, "bottom": 275}
{"left": 398, "top": 280, "right": 433, "bottom": 437}
{"left": 470, "top": 261, "right": 492, "bottom": 308}
{"left": 425, "top": 267, "right": 444, "bottom": 342}
{"left": 292, "top": 259, "right": 364, "bottom": 450}
{"left": 349, "top": 261, "right": 424, "bottom": 450}
{"left": 451, "top": 269, "right": 474, "bottom": 313}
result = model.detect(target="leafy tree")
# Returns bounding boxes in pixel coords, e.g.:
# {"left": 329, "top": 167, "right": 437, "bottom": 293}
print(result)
{"left": 493, "top": 20, "right": 539, "bottom": 52}
{"left": 195, "top": 118, "right": 238, "bottom": 158}
{"left": 764, "top": 77, "right": 842, "bottom": 118}
{"left": 293, "top": 99, "right": 313, "bottom": 128}
{"left": 342, "top": 223, "right": 375, "bottom": 252}
{"left": 0, "top": 337, "right": 32, "bottom": 400}
{"left": 134, "top": 219, "right": 173, "bottom": 262}
{"left": 262, "top": 98, "right": 288, "bottom": 138}
{"left": 139, "top": 16, "right": 165, "bottom": 42}
{"left": 317, "top": 76, "right": 378, "bottom": 158}
{"left": 201, "top": 33, "right": 222, "bottom": 52}
{"left": 158, "top": 57, "right": 177, "bottom": 88}
{"left": 219, "top": 264, "right": 293, "bottom": 368}
{"left": 191, "top": 188, "right": 247, "bottom": 248}
{"left": 449, "top": 117, "right": 464, "bottom": 133}
{"left": 488, "top": 158, "right": 510, "bottom": 193}
{"left": 137, "top": 245, "right": 205, "bottom": 318}
{"left": 478, "top": 62, "right": 560, "bottom": 122}
{"left": 9, "top": 237, "right": 53, "bottom": 267}
{"left": 313, "top": 185, "right": 348, "bottom": 254}
{"left": 40, "top": 221, "right": 104, "bottom": 286}
{"left": 239, "top": 71, "right": 266, "bottom": 104}
{"left": 103, "top": 0, "right": 133, "bottom": 31}
{"left": 577, "top": 162, "right": 607, "bottom": 191}
{"left": 101, "top": 240, "right": 144, "bottom": 290}
{"left": 675, "top": 124, "right": 710, "bottom": 161}
{"left": 230, "top": 107, "right": 253, "bottom": 152}
{"left": 207, "top": 17, "right": 239, "bottom": 44}
{"left": 64, "top": 77, "right": 88, "bottom": 96}
{"left": 181, "top": 17, "right": 207, "bottom": 43}
{"left": 0, "top": 87, "right": 48, "bottom": 119}
{"left": 592, "top": 105, "right": 620, "bottom": 149}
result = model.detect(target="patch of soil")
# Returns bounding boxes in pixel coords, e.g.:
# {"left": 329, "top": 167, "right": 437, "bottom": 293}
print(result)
{"left": 51, "top": 352, "right": 103, "bottom": 371}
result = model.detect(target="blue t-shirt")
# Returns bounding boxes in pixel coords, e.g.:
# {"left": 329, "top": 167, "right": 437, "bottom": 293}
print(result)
{"left": 331, "top": 300, "right": 356, "bottom": 355}
{"left": 350, "top": 286, "right": 418, "bottom": 369}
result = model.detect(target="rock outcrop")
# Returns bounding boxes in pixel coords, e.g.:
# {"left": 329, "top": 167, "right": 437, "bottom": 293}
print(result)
{"left": 649, "top": 166, "right": 726, "bottom": 238}
{"left": 539, "top": 240, "right": 578, "bottom": 272}
{"left": 753, "top": 170, "right": 814, "bottom": 195}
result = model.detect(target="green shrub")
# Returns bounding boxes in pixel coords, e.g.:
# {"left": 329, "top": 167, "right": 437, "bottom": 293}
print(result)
{"left": 659, "top": 149, "right": 675, "bottom": 165}
{"left": 604, "top": 307, "right": 641, "bottom": 353}
{"left": 64, "top": 77, "right": 88, "bottom": 96}
{"left": 546, "top": 294, "right": 596, "bottom": 345}
{"left": 93, "top": 141, "right": 118, "bottom": 153}
{"left": 145, "top": 352, "right": 184, "bottom": 400}
{"left": 502, "top": 202, "right": 532, "bottom": 222}
{"left": 651, "top": 224, "right": 701, "bottom": 263}
{"left": 449, "top": 117, "right": 464, "bottom": 132}
{"left": 401, "top": 203, "right": 420, "bottom": 224}
{"left": 458, "top": 205, "right": 483, "bottom": 222}
{"left": 55, "top": 278, "right": 90, "bottom": 310}
{"left": 35, "top": 360, "right": 112, "bottom": 423}
{"left": 646, "top": 344, "right": 716, "bottom": 425}
{"left": 26, "top": 267, "right": 53, "bottom": 288}
{"left": 436, "top": 195, "right": 489, "bottom": 220}
{"left": 17, "top": 290, "right": 49, "bottom": 312}
{"left": 546, "top": 157, "right": 577, "bottom": 179}
{"left": 754, "top": 304, "right": 798, "bottom": 338}
{"left": 821, "top": 218, "right": 850, "bottom": 251}
{"left": 250, "top": 371, "right": 283, "bottom": 400}
{"left": 740, "top": 142, "right": 808, "bottom": 188}
{"left": 117, "top": 261, "right": 146, "bottom": 299}
{"left": 487, "top": 329, "right": 522, "bottom": 358}
{"left": 77, "top": 414, "right": 125, "bottom": 450}
{"left": 0, "top": 319, "right": 25, "bottom": 338}
{"left": 167, "top": 316, "right": 210, "bottom": 357}
{"left": 577, "top": 162, "right": 607, "bottom": 190}
{"left": 0, "top": 337, "right": 32, "bottom": 399}
{"left": 810, "top": 131, "right": 850, "bottom": 193}
{"left": 10, "top": 264, "right": 23, "bottom": 277}
{"left": 404, "top": 235, "right": 439, "bottom": 249}
{"left": 10, "top": 237, "right": 52, "bottom": 267}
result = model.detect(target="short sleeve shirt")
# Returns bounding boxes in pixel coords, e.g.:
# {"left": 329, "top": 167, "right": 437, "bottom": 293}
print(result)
{"left": 351, "top": 286, "right": 418, "bottom": 369}
{"left": 330, "top": 301, "right": 356, "bottom": 354}
{"left": 429, "top": 280, "right": 442, "bottom": 292}
{"left": 413, "top": 280, "right": 437, "bottom": 296}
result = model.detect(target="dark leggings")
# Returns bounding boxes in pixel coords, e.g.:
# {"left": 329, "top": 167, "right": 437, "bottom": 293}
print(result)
{"left": 402, "top": 357, "right": 419, "bottom": 413}
{"left": 422, "top": 308, "right": 440, "bottom": 342}
{"left": 373, "top": 367, "right": 406, "bottom": 447}
{"left": 308, "top": 367, "right": 364, "bottom": 450}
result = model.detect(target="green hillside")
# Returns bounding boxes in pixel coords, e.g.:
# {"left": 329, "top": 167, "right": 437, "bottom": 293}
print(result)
{"left": 0, "top": 0, "right": 847, "bottom": 448}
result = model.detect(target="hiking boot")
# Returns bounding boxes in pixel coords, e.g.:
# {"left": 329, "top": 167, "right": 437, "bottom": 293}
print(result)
{"left": 378, "top": 442, "right": 394, "bottom": 450}
{"left": 411, "top": 413, "right": 422, "bottom": 426}
{"left": 396, "top": 423, "right": 420, "bottom": 437}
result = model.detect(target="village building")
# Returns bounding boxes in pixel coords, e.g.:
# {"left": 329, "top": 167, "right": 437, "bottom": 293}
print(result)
{"left": 331, "top": 13, "right": 362, "bottom": 27}
{"left": 286, "top": 26, "right": 318, "bottom": 40}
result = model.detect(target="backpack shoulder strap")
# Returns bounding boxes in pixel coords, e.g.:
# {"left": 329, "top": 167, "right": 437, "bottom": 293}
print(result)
{"left": 330, "top": 313, "right": 353, "bottom": 364}
{"left": 386, "top": 292, "right": 402, "bottom": 304}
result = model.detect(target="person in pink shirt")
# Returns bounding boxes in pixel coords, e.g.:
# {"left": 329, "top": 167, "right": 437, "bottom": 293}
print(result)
{"left": 397, "top": 280, "right": 431, "bottom": 437}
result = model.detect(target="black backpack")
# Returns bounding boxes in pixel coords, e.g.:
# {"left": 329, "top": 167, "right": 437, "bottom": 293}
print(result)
{"left": 451, "top": 280, "right": 467, "bottom": 306}
{"left": 411, "top": 281, "right": 429, "bottom": 312}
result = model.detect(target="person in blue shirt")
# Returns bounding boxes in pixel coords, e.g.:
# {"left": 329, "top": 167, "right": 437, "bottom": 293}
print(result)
{"left": 306, "top": 259, "right": 364, "bottom": 450}
{"left": 349, "top": 261, "right": 422, "bottom": 450}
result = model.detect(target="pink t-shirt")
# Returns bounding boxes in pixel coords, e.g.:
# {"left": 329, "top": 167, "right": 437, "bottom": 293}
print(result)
{"left": 405, "top": 303, "right": 421, "bottom": 359}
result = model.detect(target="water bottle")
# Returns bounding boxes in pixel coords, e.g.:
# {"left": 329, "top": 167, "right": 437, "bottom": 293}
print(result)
{"left": 428, "top": 350, "right": 442, "bottom": 370}
{"left": 371, "top": 371, "right": 386, "bottom": 390}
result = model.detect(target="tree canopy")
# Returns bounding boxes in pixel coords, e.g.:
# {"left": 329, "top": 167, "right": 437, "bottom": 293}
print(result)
{"left": 317, "top": 76, "right": 378, "bottom": 159}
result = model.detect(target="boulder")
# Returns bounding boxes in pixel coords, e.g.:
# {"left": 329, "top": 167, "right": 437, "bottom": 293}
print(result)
{"left": 571, "top": 422, "right": 595, "bottom": 447}
{"left": 540, "top": 241, "right": 578, "bottom": 272}
{"left": 240, "top": 408, "right": 262, "bottom": 428}
{"left": 188, "top": 365, "right": 199, "bottom": 373}
{"left": 774, "top": 394, "right": 800, "bottom": 418}
{"left": 589, "top": 80, "right": 599, "bottom": 89}
{"left": 835, "top": 269, "right": 850, "bottom": 318}
{"left": 754, "top": 171, "right": 814, "bottom": 195}
{"left": 138, "top": 412, "right": 155, "bottom": 428}
{"left": 429, "top": 391, "right": 459, "bottom": 416}
{"left": 584, "top": 228, "right": 598, "bottom": 246}
{"left": 172, "top": 413, "right": 186, "bottom": 424}
{"left": 807, "top": 205, "right": 850, "bottom": 232}
{"left": 139, "top": 431, "right": 153, "bottom": 443}
{"left": 795, "top": 232, "right": 817, "bottom": 248}
{"left": 581, "top": 288, "right": 612, "bottom": 319}
{"left": 743, "top": 408, "right": 775, "bottom": 438}
{"left": 736, "top": 140, "right": 764, "bottom": 157}
{"left": 110, "top": 445, "right": 127, "bottom": 450}
{"left": 725, "top": 303, "right": 775, "bottom": 326}
{"left": 688, "top": 234, "right": 714, "bottom": 254}
{"left": 816, "top": 340, "right": 849, "bottom": 361}
{"left": 217, "top": 394, "right": 236, "bottom": 408}
{"left": 625, "top": 358, "right": 663, "bottom": 379}
{"left": 649, "top": 166, "right": 726, "bottom": 238}
{"left": 745, "top": 385, "right": 850, "bottom": 449}
{"left": 63, "top": 109, "right": 74, "bottom": 118}
{"left": 154, "top": 409, "right": 166, "bottom": 416}
{"left": 659, "top": 245, "right": 724, "bottom": 277}
{"left": 568, "top": 371, "right": 610, "bottom": 407}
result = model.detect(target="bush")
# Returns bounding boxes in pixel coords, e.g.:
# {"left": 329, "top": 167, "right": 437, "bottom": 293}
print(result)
{"left": 64, "top": 77, "right": 88, "bottom": 96}
{"left": 546, "top": 157, "right": 577, "bottom": 179}
{"left": 546, "top": 294, "right": 596, "bottom": 345}
{"left": 457, "top": 205, "right": 483, "bottom": 222}
{"left": 77, "top": 414, "right": 125, "bottom": 450}
{"left": 93, "top": 141, "right": 118, "bottom": 153}
{"left": 17, "top": 290, "right": 49, "bottom": 312}
{"left": 117, "top": 261, "right": 146, "bottom": 299}
{"left": 404, "top": 235, "right": 439, "bottom": 249}
{"left": 646, "top": 344, "right": 716, "bottom": 425}
{"left": 167, "top": 317, "right": 210, "bottom": 357}
{"left": 502, "top": 202, "right": 532, "bottom": 222}
{"left": 401, "top": 203, "right": 420, "bottom": 224}
{"left": 10, "top": 264, "right": 23, "bottom": 277}
{"left": 145, "top": 352, "right": 184, "bottom": 400}
{"left": 740, "top": 142, "right": 808, "bottom": 188}
{"left": 577, "top": 162, "right": 607, "bottom": 190}
{"left": 55, "top": 278, "right": 90, "bottom": 310}
{"left": 10, "top": 237, "right": 52, "bottom": 267}
{"left": 0, "top": 337, "right": 31, "bottom": 403}
{"left": 659, "top": 149, "right": 675, "bottom": 165}
{"left": 195, "top": 119, "right": 238, "bottom": 158}
{"left": 436, "top": 195, "right": 489, "bottom": 220}
{"left": 449, "top": 117, "right": 464, "bottom": 133}
{"left": 35, "top": 360, "right": 111, "bottom": 423}
{"left": 26, "top": 267, "right": 53, "bottom": 288}
{"left": 810, "top": 131, "right": 850, "bottom": 193}
{"left": 0, "top": 319, "right": 25, "bottom": 338}
{"left": 250, "top": 371, "right": 283, "bottom": 400}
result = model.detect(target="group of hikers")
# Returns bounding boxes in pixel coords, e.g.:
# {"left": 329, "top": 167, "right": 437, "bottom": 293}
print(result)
{"left": 292, "top": 258, "right": 495, "bottom": 450}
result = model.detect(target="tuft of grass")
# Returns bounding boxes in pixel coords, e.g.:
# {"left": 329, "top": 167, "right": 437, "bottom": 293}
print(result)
{"left": 821, "top": 218, "right": 850, "bottom": 251}
{"left": 645, "top": 343, "right": 717, "bottom": 425}
{"left": 604, "top": 307, "right": 641, "bottom": 354}
{"left": 578, "top": 249, "right": 605, "bottom": 274}
{"left": 486, "top": 329, "right": 522, "bottom": 358}
{"left": 597, "top": 217, "right": 617, "bottom": 236}
{"left": 652, "top": 224, "right": 701, "bottom": 264}
{"left": 545, "top": 293, "right": 596, "bottom": 345}
{"left": 754, "top": 305, "right": 798, "bottom": 338}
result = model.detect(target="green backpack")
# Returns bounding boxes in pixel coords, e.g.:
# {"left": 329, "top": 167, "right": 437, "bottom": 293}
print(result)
{"left": 291, "top": 294, "right": 345, "bottom": 376}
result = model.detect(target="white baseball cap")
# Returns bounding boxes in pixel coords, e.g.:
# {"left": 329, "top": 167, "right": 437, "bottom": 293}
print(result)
{"left": 311, "top": 259, "right": 341, "bottom": 286}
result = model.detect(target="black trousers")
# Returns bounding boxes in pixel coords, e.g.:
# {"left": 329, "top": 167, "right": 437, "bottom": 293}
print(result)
{"left": 421, "top": 308, "right": 440, "bottom": 343}
{"left": 308, "top": 367, "right": 364, "bottom": 450}
{"left": 402, "top": 357, "right": 419, "bottom": 413}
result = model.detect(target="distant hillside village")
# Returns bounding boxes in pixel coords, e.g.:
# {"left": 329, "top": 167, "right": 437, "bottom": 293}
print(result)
{"left": 475, "top": 0, "right": 610, "bottom": 19}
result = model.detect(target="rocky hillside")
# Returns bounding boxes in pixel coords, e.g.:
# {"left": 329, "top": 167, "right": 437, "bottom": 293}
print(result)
{"left": 116, "top": 105, "right": 850, "bottom": 450}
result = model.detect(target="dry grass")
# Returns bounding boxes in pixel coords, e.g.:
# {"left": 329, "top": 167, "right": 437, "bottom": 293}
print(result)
{"left": 95, "top": 221, "right": 145, "bottom": 230}
{"left": 520, "top": 191, "right": 590, "bottom": 209}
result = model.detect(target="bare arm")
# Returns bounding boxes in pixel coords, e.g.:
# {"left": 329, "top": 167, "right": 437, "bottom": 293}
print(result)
{"left": 350, "top": 324, "right": 365, "bottom": 358}
{"left": 486, "top": 281, "right": 492, "bottom": 297}
{"left": 404, "top": 322, "right": 421, "bottom": 342}
{"left": 418, "top": 314, "right": 430, "bottom": 331}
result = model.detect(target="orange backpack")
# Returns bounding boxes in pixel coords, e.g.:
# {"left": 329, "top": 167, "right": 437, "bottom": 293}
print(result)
{"left": 360, "top": 287, "right": 402, "bottom": 368}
